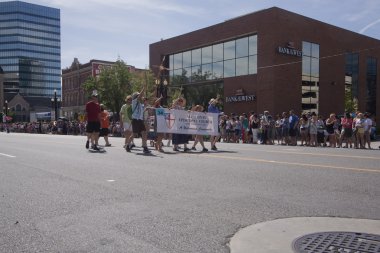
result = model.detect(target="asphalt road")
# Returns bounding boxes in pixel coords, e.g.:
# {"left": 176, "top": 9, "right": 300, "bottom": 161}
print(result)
{"left": 1, "top": 133, "right": 379, "bottom": 253}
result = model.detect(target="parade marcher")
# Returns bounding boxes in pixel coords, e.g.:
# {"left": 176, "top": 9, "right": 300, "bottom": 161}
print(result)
{"left": 131, "top": 87, "right": 151, "bottom": 154}
{"left": 190, "top": 105, "right": 208, "bottom": 152}
{"left": 99, "top": 104, "right": 111, "bottom": 147}
{"left": 85, "top": 90, "right": 101, "bottom": 150}
{"left": 120, "top": 95, "right": 134, "bottom": 151}
{"left": 208, "top": 98, "right": 221, "bottom": 150}
{"left": 153, "top": 96, "right": 165, "bottom": 152}
{"left": 171, "top": 97, "right": 190, "bottom": 152}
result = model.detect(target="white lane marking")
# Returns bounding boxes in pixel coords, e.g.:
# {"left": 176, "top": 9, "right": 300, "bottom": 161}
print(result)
{"left": 0, "top": 152, "right": 16, "bottom": 158}
{"left": 107, "top": 179, "right": 115, "bottom": 182}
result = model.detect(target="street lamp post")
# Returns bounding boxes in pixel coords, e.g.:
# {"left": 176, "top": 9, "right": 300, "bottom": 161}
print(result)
{"left": 4, "top": 100, "right": 8, "bottom": 116}
{"left": 51, "top": 90, "right": 60, "bottom": 121}
{"left": 155, "top": 77, "right": 168, "bottom": 106}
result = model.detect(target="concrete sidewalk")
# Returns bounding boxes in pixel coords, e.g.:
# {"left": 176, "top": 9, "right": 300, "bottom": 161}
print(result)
{"left": 229, "top": 217, "right": 380, "bottom": 253}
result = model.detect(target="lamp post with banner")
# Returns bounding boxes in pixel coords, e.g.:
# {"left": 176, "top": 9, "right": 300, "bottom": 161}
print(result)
{"left": 155, "top": 78, "right": 168, "bottom": 106}
{"left": 51, "top": 89, "right": 61, "bottom": 121}
{"left": 3, "top": 100, "right": 9, "bottom": 133}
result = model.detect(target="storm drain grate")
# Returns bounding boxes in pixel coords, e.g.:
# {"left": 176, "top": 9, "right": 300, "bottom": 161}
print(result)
{"left": 292, "top": 231, "right": 380, "bottom": 253}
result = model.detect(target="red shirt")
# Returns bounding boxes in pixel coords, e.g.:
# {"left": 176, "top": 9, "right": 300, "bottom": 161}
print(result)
{"left": 341, "top": 118, "right": 353, "bottom": 128}
{"left": 85, "top": 101, "right": 101, "bottom": 122}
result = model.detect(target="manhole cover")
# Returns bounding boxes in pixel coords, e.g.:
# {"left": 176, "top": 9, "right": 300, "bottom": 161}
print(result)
{"left": 293, "top": 232, "right": 380, "bottom": 253}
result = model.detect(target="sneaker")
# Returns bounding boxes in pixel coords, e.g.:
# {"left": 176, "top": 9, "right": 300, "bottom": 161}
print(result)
{"left": 85, "top": 140, "right": 89, "bottom": 149}
{"left": 126, "top": 145, "right": 131, "bottom": 152}
{"left": 211, "top": 146, "right": 217, "bottom": 151}
{"left": 183, "top": 148, "right": 190, "bottom": 152}
{"left": 105, "top": 143, "right": 111, "bottom": 147}
{"left": 92, "top": 145, "right": 100, "bottom": 151}
{"left": 191, "top": 147, "right": 196, "bottom": 151}
{"left": 143, "top": 147, "right": 151, "bottom": 154}
{"left": 131, "top": 143, "right": 136, "bottom": 148}
{"left": 202, "top": 148, "right": 208, "bottom": 152}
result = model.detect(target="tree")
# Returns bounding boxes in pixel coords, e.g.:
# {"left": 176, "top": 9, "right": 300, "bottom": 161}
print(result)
{"left": 82, "top": 59, "right": 155, "bottom": 120}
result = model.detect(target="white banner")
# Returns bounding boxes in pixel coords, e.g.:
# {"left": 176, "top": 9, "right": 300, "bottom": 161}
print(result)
{"left": 155, "top": 108, "right": 219, "bottom": 135}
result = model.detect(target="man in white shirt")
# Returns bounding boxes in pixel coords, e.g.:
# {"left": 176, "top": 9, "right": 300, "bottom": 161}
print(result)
{"left": 363, "top": 113, "right": 372, "bottom": 149}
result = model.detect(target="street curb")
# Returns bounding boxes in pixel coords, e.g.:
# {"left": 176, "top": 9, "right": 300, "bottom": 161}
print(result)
{"left": 229, "top": 217, "right": 380, "bottom": 253}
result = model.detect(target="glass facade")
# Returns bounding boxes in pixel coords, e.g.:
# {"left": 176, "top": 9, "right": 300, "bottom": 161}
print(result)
{"left": 169, "top": 35, "right": 257, "bottom": 85}
{"left": 0, "top": 1, "right": 61, "bottom": 97}
{"left": 302, "top": 41, "right": 320, "bottom": 114}
{"left": 366, "top": 57, "right": 377, "bottom": 115}
{"left": 345, "top": 53, "right": 359, "bottom": 111}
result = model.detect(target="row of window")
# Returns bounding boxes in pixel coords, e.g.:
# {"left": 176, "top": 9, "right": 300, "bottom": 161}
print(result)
{"left": 1, "top": 28, "right": 60, "bottom": 40}
{"left": 0, "top": 51, "right": 60, "bottom": 61}
{"left": 301, "top": 41, "right": 320, "bottom": 113}
{"left": 171, "top": 35, "right": 257, "bottom": 69}
{"left": 169, "top": 35, "right": 258, "bottom": 83}
{"left": 0, "top": 21, "right": 60, "bottom": 33}
{"left": 4, "top": 66, "right": 61, "bottom": 75}
{"left": 1, "top": 59, "right": 61, "bottom": 67}
{"left": 171, "top": 55, "right": 257, "bottom": 83}
{"left": 0, "top": 43, "right": 60, "bottom": 54}
{"left": 0, "top": 3, "right": 60, "bottom": 22}
{"left": 0, "top": 36, "right": 60, "bottom": 47}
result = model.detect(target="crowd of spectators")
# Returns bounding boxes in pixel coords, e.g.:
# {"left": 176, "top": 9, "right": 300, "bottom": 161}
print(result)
{"left": 1, "top": 110, "right": 378, "bottom": 150}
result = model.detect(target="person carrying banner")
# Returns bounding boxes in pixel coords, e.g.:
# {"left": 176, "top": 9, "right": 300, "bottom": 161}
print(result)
{"left": 208, "top": 98, "right": 221, "bottom": 150}
{"left": 190, "top": 105, "right": 208, "bottom": 152}
{"left": 171, "top": 97, "right": 190, "bottom": 152}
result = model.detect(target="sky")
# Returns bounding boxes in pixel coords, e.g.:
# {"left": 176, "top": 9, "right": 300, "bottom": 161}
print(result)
{"left": 6, "top": 0, "right": 380, "bottom": 69}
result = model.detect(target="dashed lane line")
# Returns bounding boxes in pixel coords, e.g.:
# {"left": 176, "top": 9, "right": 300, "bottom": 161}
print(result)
{"left": 0, "top": 152, "right": 16, "bottom": 158}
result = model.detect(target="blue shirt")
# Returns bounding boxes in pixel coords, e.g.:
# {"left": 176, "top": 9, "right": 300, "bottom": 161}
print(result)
{"left": 132, "top": 98, "right": 144, "bottom": 120}
{"left": 208, "top": 104, "right": 220, "bottom": 113}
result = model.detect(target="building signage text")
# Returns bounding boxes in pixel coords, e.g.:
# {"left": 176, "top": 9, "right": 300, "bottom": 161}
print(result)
{"left": 225, "top": 95, "right": 256, "bottom": 103}
{"left": 277, "top": 46, "right": 302, "bottom": 57}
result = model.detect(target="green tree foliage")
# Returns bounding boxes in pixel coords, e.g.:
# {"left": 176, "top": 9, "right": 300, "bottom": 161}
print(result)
{"left": 344, "top": 86, "right": 356, "bottom": 113}
{"left": 82, "top": 59, "right": 155, "bottom": 119}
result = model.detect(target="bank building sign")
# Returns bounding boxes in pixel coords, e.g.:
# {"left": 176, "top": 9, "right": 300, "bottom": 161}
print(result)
{"left": 225, "top": 89, "right": 256, "bottom": 103}
{"left": 277, "top": 42, "right": 302, "bottom": 57}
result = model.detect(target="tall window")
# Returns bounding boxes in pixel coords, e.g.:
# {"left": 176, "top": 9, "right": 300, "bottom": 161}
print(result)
{"left": 345, "top": 53, "right": 359, "bottom": 112}
{"left": 169, "top": 34, "right": 258, "bottom": 85}
{"left": 302, "top": 41, "right": 319, "bottom": 114}
{"left": 366, "top": 57, "right": 377, "bottom": 115}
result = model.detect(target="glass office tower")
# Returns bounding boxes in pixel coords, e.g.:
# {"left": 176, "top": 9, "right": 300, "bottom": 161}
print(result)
{"left": 0, "top": 1, "right": 61, "bottom": 97}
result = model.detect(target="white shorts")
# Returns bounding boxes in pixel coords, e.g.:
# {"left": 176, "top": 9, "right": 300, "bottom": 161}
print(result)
{"left": 123, "top": 122, "right": 132, "bottom": 131}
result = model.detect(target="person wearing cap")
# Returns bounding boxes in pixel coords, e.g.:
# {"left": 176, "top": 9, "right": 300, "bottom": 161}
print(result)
{"left": 131, "top": 86, "right": 151, "bottom": 154}
{"left": 85, "top": 90, "right": 101, "bottom": 150}
{"left": 207, "top": 98, "right": 221, "bottom": 150}
{"left": 99, "top": 104, "right": 111, "bottom": 147}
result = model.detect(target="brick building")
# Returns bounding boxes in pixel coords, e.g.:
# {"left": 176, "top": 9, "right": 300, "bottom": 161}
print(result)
{"left": 149, "top": 7, "right": 380, "bottom": 126}
{"left": 61, "top": 58, "right": 144, "bottom": 121}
